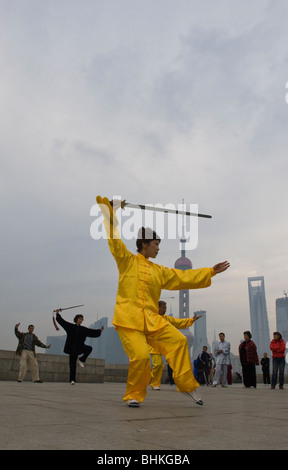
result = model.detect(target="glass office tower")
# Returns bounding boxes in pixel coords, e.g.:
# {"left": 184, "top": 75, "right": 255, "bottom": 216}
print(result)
{"left": 276, "top": 294, "right": 288, "bottom": 343}
{"left": 247, "top": 276, "right": 270, "bottom": 358}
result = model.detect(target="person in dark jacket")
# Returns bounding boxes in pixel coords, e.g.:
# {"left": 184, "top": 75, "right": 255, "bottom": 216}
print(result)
{"left": 260, "top": 352, "right": 270, "bottom": 385}
{"left": 14, "top": 323, "right": 51, "bottom": 383}
{"left": 239, "top": 331, "right": 259, "bottom": 388}
{"left": 197, "top": 346, "right": 210, "bottom": 385}
{"left": 55, "top": 310, "right": 104, "bottom": 384}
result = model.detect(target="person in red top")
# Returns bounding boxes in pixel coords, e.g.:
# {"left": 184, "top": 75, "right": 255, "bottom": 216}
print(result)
{"left": 270, "top": 332, "right": 286, "bottom": 389}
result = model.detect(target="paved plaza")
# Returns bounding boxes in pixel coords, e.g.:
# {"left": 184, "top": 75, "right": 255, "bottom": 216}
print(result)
{"left": 0, "top": 381, "right": 287, "bottom": 451}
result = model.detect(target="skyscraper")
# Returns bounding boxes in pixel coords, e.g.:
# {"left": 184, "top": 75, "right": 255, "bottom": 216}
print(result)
{"left": 247, "top": 276, "right": 270, "bottom": 357}
{"left": 174, "top": 235, "right": 194, "bottom": 356}
{"left": 174, "top": 236, "right": 192, "bottom": 319}
{"left": 192, "top": 310, "right": 208, "bottom": 360}
{"left": 276, "top": 293, "right": 288, "bottom": 343}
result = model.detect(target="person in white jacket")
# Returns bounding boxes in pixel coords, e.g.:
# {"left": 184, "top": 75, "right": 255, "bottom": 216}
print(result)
{"left": 212, "top": 332, "right": 231, "bottom": 387}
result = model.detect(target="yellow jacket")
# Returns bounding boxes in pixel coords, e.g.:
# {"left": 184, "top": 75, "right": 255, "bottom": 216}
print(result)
{"left": 96, "top": 196, "right": 215, "bottom": 332}
{"left": 148, "top": 315, "right": 196, "bottom": 354}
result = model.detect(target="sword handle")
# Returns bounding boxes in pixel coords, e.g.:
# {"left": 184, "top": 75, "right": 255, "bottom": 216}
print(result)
{"left": 109, "top": 199, "right": 126, "bottom": 209}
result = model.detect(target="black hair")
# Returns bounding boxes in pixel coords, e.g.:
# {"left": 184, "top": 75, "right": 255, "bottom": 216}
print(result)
{"left": 243, "top": 330, "right": 252, "bottom": 339}
{"left": 136, "top": 227, "right": 161, "bottom": 253}
{"left": 74, "top": 314, "right": 84, "bottom": 323}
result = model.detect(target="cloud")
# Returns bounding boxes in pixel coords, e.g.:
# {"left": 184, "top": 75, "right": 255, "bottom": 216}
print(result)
{"left": 1, "top": 0, "right": 288, "bottom": 354}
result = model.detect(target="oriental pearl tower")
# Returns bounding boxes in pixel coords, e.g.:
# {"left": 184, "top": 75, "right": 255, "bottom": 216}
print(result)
{"left": 174, "top": 216, "right": 194, "bottom": 357}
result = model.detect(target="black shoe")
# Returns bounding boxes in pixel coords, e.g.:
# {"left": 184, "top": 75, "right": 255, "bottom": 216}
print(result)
{"left": 127, "top": 399, "right": 140, "bottom": 408}
{"left": 185, "top": 390, "right": 204, "bottom": 406}
{"left": 33, "top": 380, "right": 43, "bottom": 383}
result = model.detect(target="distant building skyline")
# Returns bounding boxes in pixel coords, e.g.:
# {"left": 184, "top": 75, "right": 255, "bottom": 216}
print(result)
{"left": 47, "top": 256, "right": 277, "bottom": 370}
{"left": 247, "top": 276, "right": 271, "bottom": 357}
{"left": 276, "top": 294, "right": 288, "bottom": 343}
{"left": 192, "top": 310, "right": 209, "bottom": 360}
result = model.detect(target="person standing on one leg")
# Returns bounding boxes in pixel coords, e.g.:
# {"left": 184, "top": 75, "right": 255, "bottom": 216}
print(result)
{"left": 15, "top": 323, "right": 51, "bottom": 383}
{"left": 96, "top": 195, "right": 230, "bottom": 407}
{"left": 212, "top": 333, "right": 230, "bottom": 387}
{"left": 55, "top": 310, "right": 104, "bottom": 384}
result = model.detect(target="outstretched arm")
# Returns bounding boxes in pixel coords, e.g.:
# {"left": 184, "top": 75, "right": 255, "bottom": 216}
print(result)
{"left": 213, "top": 261, "right": 230, "bottom": 274}
{"left": 86, "top": 325, "right": 104, "bottom": 338}
{"left": 34, "top": 336, "right": 51, "bottom": 350}
{"left": 165, "top": 313, "right": 202, "bottom": 330}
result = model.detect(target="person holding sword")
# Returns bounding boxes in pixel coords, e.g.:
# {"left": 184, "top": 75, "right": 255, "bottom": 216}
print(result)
{"left": 96, "top": 195, "right": 230, "bottom": 407}
{"left": 55, "top": 310, "right": 104, "bottom": 384}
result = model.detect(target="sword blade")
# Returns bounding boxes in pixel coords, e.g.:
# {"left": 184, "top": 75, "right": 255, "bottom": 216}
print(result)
{"left": 123, "top": 202, "right": 212, "bottom": 219}
{"left": 53, "top": 304, "right": 84, "bottom": 313}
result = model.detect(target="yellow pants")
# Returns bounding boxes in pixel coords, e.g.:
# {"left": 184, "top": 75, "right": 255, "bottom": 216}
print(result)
{"left": 150, "top": 354, "right": 164, "bottom": 388}
{"left": 117, "top": 323, "right": 199, "bottom": 403}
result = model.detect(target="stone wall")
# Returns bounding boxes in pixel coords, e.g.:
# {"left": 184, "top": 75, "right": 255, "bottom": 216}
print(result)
{"left": 0, "top": 350, "right": 169, "bottom": 384}
{"left": 1, "top": 350, "right": 285, "bottom": 384}
{"left": 104, "top": 363, "right": 128, "bottom": 383}
{"left": 104, "top": 364, "right": 170, "bottom": 383}
{"left": 0, "top": 350, "right": 105, "bottom": 383}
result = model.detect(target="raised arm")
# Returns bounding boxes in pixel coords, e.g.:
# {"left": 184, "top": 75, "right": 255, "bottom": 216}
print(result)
{"left": 96, "top": 195, "right": 133, "bottom": 268}
{"left": 55, "top": 312, "right": 71, "bottom": 331}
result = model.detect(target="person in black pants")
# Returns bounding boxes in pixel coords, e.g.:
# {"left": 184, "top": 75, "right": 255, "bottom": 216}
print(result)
{"left": 238, "top": 331, "right": 259, "bottom": 388}
{"left": 197, "top": 346, "right": 211, "bottom": 385}
{"left": 260, "top": 352, "right": 270, "bottom": 385}
{"left": 55, "top": 310, "right": 104, "bottom": 384}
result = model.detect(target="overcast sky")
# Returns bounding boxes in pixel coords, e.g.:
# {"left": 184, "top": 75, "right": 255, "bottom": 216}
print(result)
{"left": 1, "top": 0, "right": 288, "bottom": 355}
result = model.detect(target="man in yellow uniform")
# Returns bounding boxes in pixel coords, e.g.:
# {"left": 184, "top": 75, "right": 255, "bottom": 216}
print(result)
{"left": 149, "top": 301, "right": 202, "bottom": 390}
{"left": 96, "top": 196, "right": 230, "bottom": 407}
